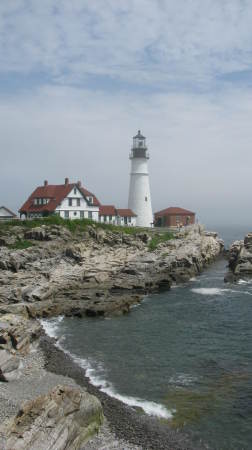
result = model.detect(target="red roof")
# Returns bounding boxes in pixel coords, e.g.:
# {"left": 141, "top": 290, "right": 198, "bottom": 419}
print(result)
{"left": 19, "top": 182, "right": 101, "bottom": 214}
{"left": 155, "top": 207, "right": 195, "bottom": 217}
{"left": 99, "top": 205, "right": 117, "bottom": 216}
{"left": 79, "top": 187, "right": 101, "bottom": 207}
{"left": 116, "top": 208, "right": 137, "bottom": 217}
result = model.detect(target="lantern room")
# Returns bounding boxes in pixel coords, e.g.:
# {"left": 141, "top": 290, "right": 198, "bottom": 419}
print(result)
{"left": 131, "top": 130, "right": 149, "bottom": 159}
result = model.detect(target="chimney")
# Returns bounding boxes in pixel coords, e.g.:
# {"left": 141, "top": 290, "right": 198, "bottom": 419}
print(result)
{"left": 65, "top": 178, "right": 69, "bottom": 185}
{"left": 44, "top": 180, "right": 48, "bottom": 186}
{"left": 77, "top": 180, "right": 81, "bottom": 188}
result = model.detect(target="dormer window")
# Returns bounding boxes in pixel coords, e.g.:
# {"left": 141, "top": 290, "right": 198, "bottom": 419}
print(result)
{"left": 74, "top": 188, "right": 77, "bottom": 195}
{"left": 88, "top": 197, "right": 93, "bottom": 204}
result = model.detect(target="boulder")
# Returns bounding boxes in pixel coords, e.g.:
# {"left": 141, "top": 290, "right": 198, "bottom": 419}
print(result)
{"left": 0, "top": 367, "right": 8, "bottom": 382}
{"left": 0, "top": 349, "right": 19, "bottom": 374}
{"left": 244, "top": 232, "right": 252, "bottom": 249}
{"left": 0, "top": 314, "right": 41, "bottom": 355}
{"left": 0, "top": 385, "right": 103, "bottom": 450}
{"left": 225, "top": 234, "right": 252, "bottom": 281}
{"left": 65, "top": 246, "right": 83, "bottom": 263}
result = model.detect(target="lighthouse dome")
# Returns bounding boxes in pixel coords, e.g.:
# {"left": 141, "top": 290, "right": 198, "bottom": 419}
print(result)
{"left": 133, "top": 130, "right": 145, "bottom": 139}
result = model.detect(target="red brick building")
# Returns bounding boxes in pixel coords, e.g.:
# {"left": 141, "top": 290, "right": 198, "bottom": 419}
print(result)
{"left": 154, "top": 207, "right": 195, "bottom": 227}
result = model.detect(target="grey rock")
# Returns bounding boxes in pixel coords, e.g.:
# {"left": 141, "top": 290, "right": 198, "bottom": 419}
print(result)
{"left": 0, "top": 384, "right": 103, "bottom": 450}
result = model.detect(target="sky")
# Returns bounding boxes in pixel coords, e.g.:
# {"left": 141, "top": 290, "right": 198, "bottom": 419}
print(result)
{"left": 1, "top": 0, "right": 252, "bottom": 226}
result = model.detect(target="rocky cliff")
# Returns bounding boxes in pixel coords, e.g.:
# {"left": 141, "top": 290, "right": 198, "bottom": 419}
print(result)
{"left": 0, "top": 223, "right": 223, "bottom": 319}
{"left": 0, "top": 222, "right": 223, "bottom": 449}
{"left": 225, "top": 232, "right": 252, "bottom": 282}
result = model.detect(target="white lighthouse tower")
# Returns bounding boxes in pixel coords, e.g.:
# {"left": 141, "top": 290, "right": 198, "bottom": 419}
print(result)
{"left": 128, "top": 130, "right": 153, "bottom": 227}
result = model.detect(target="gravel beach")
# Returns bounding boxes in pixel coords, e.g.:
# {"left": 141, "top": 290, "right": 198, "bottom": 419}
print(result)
{"left": 40, "top": 334, "right": 205, "bottom": 450}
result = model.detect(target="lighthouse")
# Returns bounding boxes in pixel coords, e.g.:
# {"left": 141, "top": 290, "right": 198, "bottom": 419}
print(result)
{"left": 128, "top": 130, "right": 153, "bottom": 227}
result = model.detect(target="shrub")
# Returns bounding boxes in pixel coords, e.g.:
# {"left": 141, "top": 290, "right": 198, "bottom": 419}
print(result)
{"left": 0, "top": 216, "right": 146, "bottom": 236}
{"left": 148, "top": 232, "right": 174, "bottom": 251}
{"left": 7, "top": 239, "right": 34, "bottom": 250}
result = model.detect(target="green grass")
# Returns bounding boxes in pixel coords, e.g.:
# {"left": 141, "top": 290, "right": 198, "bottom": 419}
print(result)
{"left": 0, "top": 215, "right": 146, "bottom": 236}
{"left": 7, "top": 239, "right": 34, "bottom": 250}
{"left": 148, "top": 232, "right": 174, "bottom": 251}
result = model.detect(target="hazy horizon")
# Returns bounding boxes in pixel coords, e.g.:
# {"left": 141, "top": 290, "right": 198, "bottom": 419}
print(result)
{"left": 1, "top": 1, "right": 252, "bottom": 227}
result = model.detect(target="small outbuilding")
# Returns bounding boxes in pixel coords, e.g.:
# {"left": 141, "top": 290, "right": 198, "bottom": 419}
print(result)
{"left": 0, "top": 206, "right": 17, "bottom": 221}
{"left": 154, "top": 207, "right": 195, "bottom": 227}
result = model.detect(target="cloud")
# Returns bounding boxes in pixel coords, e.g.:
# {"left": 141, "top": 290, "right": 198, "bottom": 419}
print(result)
{"left": 1, "top": 0, "right": 252, "bottom": 88}
{"left": 1, "top": 84, "right": 252, "bottom": 225}
{"left": 1, "top": 1, "right": 252, "bottom": 227}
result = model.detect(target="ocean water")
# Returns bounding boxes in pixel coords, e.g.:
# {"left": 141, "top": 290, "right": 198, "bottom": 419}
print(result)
{"left": 42, "top": 226, "right": 252, "bottom": 450}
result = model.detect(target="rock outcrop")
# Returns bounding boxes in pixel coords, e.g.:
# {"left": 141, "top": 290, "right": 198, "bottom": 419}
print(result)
{"left": 225, "top": 233, "right": 252, "bottom": 282}
{"left": 0, "top": 313, "right": 41, "bottom": 380}
{"left": 0, "top": 384, "right": 103, "bottom": 450}
{"left": 0, "top": 224, "right": 223, "bottom": 319}
{"left": 0, "top": 222, "right": 223, "bottom": 450}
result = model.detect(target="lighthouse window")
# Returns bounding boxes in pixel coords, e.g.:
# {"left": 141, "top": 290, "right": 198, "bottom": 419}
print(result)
{"left": 145, "top": 196, "right": 148, "bottom": 202}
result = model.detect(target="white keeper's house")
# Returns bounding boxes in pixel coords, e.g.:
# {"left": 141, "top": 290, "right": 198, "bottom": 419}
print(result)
{"left": 19, "top": 178, "right": 137, "bottom": 226}
{"left": 0, "top": 206, "right": 17, "bottom": 221}
{"left": 99, "top": 205, "right": 137, "bottom": 226}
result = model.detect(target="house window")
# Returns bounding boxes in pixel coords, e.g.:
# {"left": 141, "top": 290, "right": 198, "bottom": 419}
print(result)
{"left": 74, "top": 188, "right": 77, "bottom": 195}
{"left": 124, "top": 217, "right": 127, "bottom": 225}
{"left": 34, "top": 199, "right": 37, "bottom": 205}
{"left": 176, "top": 216, "right": 180, "bottom": 223}
{"left": 104, "top": 215, "right": 107, "bottom": 222}
{"left": 80, "top": 211, "right": 84, "bottom": 218}
{"left": 109, "top": 215, "right": 112, "bottom": 221}
{"left": 145, "top": 196, "right": 148, "bottom": 202}
{"left": 88, "top": 197, "right": 93, "bottom": 204}
{"left": 128, "top": 216, "right": 131, "bottom": 223}
{"left": 88, "top": 211, "right": 93, "bottom": 220}
{"left": 77, "top": 198, "right": 80, "bottom": 206}
{"left": 43, "top": 199, "right": 47, "bottom": 205}
{"left": 68, "top": 198, "right": 72, "bottom": 206}
{"left": 64, "top": 211, "right": 69, "bottom": 218}
{"left": 74, "top": 212, "right": 77, "bottom": 216}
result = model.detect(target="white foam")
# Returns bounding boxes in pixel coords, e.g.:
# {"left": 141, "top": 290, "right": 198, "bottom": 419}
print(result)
{"left": 238, "top": 279, "right": 252, "bottom": 285}
{"left": 40, "top": 316, "right": 64, "bottom": 338}
{"left": 102, "top": 387, "right": 172, "bottom": 419}
{"left": 40, "top": 323, "right": 173, "bottom": 421}
{"left": 191, "top": 288, "right": 230, "bottom": 296}
{"left": 191, "top": 287, "right": 252, "bottom": 297}
{"left": 71, "top": 353, "right": 172, "bottom": 419}
{"left": 169, "top": 373, "right": 198, "bottom": 386}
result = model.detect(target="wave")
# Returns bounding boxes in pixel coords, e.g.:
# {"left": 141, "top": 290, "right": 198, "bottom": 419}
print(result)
{"left": 41, "top": 318, "right": 172, "bottom": 420}
{"left": 191, "top": 288, "right": 230, "bottom": 296}
{"left": 238, "top": 279, "right": 252, "bottom": 285}
{"left": 169, "top": 373, "right": 198, "bottom": 386}
{"left": 191, "top": 287, "right": 252, "bottom": 297}
{"left": 40, "top": 316, "right": 64, "bottom": 338}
